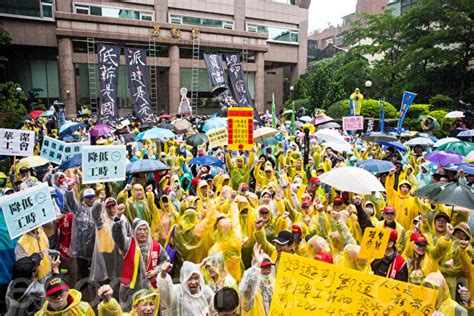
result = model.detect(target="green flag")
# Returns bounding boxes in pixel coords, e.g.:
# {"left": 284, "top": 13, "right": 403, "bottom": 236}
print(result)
{"left": 272, "top": 93, "right": 276, "bottom": 128}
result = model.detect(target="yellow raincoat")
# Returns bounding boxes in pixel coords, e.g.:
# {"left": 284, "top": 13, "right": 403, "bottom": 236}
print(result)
{"left": 118, "top": 184, "right": 154, "bottom": 224}
{"left": 35, "top": 289, "right": 94, "bottom": 316}
{"left": 226, "top": 152, "right": 255, "bottom": 190}
{"left": 422, "top": 272, "right": 468, "bottom": 316}
{"left": 385, "top": 177, "right": 419, "bottom": 230}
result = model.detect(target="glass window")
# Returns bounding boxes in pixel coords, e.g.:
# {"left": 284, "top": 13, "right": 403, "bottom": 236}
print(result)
{"left": 140, "top": 13, "right": 153, "bottom": 21}
{"left": 335, "top": 36, "right": 344, "bottom": 46}
{"left": 247, "top": 24, "right": 298, "bottom": 44}
{"left": 42, "top": 3, "right": 53, "bottom": 18}
{"left": 74, "top": 3, "right": 153, "bottom": 21}
{"left": 90, "top": 6, "right": 102, "bottom": 16}
{"left": 171, "top": 14, "right": 234, "bottom": 29}
{"left": 75, "top": 5, "right": 89, "bottom": 14}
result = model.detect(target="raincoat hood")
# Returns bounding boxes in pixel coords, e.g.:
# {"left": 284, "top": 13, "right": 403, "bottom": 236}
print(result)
{"left": 422, "top": 272, "right": 450, "bottom": 310}
{"left": 180, "top": 261, "right": 206, "bottom": 297}
{"left": 180, "top": 173, "right": 193, "bottom": 192}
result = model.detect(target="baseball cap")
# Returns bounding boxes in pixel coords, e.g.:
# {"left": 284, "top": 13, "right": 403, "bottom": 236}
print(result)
{"left": 411, "top": 233, "right": 428, "bottom": 246}
{"left": 105, "top": 197, "right": 117, "bottom": 208}
{"left": 314, "top": 251, "right": 334, "bottom": 264}
{"left": 57, "top": 175, "right": 66, "bottom": 183}
{"left": 301, "top": 200, "right": 312, "bottom": 208}
{"left": 12, "top": 253, "right": 42, "bottom": 279}
{"left": 240, "top": 183, "right": 249, "bottom": 191}
{"left": 292, "top": 224, "right": 302, "bottom": 240}
{"left": 273, "top": 230, "right": 294, "bottom": 245}
{"left": 260, "top": 258, "right": 275, "bottom": 268}
{"left": 382, "top": 206, "right": 396, "bottom": 214}
{"left": 258, "top": 206, "right": 270, "bottom": 214}
{"left": 434, "top": 212, "right": 450, "bottom": 223}
{"left": 309, "top": 177, "right": 321, "bottom": 184}
{"left": 45, "top": 275, "right": 69, "bottom": 297}
{"left": 82, "top": 188, "right": 96, "bottom": 199}
{"left": 333, "top": 196, "right": 344, "bottom": 205}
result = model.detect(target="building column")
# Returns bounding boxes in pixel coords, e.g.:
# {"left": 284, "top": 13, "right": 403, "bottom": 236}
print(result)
{"left": 233, "top": 0, "right": 246, "bottom": 31}
{"left": 169, "top": 45, "right": 180, "bottom": 114}
{"left": 57, "top": 38, "right": 76, "bottom": 117}
{"left": 254, "top": 52, "right": 265, "bottom": 113}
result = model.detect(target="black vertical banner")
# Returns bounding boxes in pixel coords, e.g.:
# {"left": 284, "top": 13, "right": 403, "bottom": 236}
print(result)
{"left": 125, "top": 48, "right": 156, "bottom": 124}
{"left": 203, "top": 53, "right": 238, "bottom": 108}
{"left": 97, "top": 44, "right": 120, "bottom": 126}
{"left": 224, "top": 53, "right": 261, "bottom": 122}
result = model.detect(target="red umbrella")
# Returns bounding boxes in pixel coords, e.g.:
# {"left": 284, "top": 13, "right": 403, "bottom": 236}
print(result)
{"left": 29, "top": 110, "right": 44, "bottom": 120}
{"left": 159, "top": 114, "right": 171, "bottom": 119}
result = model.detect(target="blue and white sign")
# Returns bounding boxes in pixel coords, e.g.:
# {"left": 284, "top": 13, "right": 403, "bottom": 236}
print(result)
{"left": 40, "top": 136, "right": 65, "bottom": 165}
{"left": 82, "top": 145, "right": 126, "bottom": 184}
{"left": 0, "top": 183, "right": 56, "bottom": 239}
{"left": 63, "top": 141, "right": 88, "bottom": 162}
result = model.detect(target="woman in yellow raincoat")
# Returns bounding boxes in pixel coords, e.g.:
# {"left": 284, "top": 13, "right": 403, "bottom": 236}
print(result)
{"left": 208, "top": 215, "right": 243, "bottom": 282}
{"left": 385, "top": 170, "right": 419, "bottom": 230}
{"left": 150, "top": 194, "right": 178, "bottom": 246}
{"left": 421, "top": 272, "right": 468, "bottom": 316}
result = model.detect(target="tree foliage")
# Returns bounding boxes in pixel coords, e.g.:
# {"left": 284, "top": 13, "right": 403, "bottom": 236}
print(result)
{"left": 326, "top": 99, "right": 398, "bottom": 119}
{"left": 299, "top": 0, "right": 473, "bottom": 110}
{"left": 0, "top": 82, "right": 28, "bottom": 128}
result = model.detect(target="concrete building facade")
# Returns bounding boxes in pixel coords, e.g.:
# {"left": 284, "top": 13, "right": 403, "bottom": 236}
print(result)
{"left": 0, "top": 0, "right": 310, "bottom": 116}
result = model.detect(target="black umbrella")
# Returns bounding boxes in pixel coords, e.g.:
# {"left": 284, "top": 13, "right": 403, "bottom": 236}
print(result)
{"left": 414, "top": 182, "right": 474, "bottom": 210}
{"left": 186, "top": 133, "right": 209, "bottom": 147}
{"left": 159, "top": 123, "right": 174, "bottom": 131}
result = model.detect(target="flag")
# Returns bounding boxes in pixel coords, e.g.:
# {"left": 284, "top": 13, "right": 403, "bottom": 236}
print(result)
{"left": 379, "top": 99, "right": 385, "bottom": 132}
{"left": 349, "top": 99, "right": 355, "bottom": 116}
{"left": 272, "top": 93, "right": 276, "bottom": 128}
{"left": 291, "top": 100, "right": 295, "bottom": 135}
{"left": 396, "top": 91, "right": 417, "bottom": 133}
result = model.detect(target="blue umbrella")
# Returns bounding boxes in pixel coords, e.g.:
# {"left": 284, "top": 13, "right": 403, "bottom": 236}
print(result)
{"left": 59, "top": 122, "right": 87, "bottom": 136}
{"left": 126, "top": 159, "right": 170, "bottom": 174}
{"left": 189, "top": 156, "right": 224, "bottom": 167}
{"left": 457, "top": 129, "right": 474, "bottom": 137}
{"left": 354, "top": 159, "right": 395, "bottom": 173}
{"left": 28, "top": 88, "right": 44, "bottom": 94}
{"left": 378, "top": 141, "right": 407, "bottom": 151}
{"left": 59, "top": 134, "right": 81, "bottom": 142}
{"left": 58, "top": 154, "right": 82, "bottom": 171}
{"left": 442, "top": 163, "right": 474, "bottom": 175}
{"left": 258, "top": 135, "right": 280, "bottom": 146}
{"left": 202, "top": 117, "right": 227, "bottom": 132}
{"left": 135, "top": 128, "right": 175, "bottom": 142}
{"left": 40, "top": 110, "right": 54, "bottom": 117}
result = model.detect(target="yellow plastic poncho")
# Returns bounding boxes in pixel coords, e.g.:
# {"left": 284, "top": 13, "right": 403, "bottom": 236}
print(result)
{"left": 226, "top": 152, "right": 255, "bottom": 190}
{"left": 385, "top": 177, "right": 419, "bottom": 230}
{"left": 118, "top": 184, "right": 154, "bottom": 224}
{"left": 422, "top": 272, "right": 468, "bottom": 316}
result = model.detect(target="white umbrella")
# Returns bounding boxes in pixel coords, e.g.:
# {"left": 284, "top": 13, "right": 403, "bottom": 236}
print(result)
{"left": 323, "top": 141, "right": 351, "bottom": 153}
{"left": 254, "top": 127, "right": 278, "bottom": 142}
{"left": 445, "top": 111, "right": 464, "bottom": 118}
{"left": 299, "top": 116, "right": 312, "bottom": 123}
{"left": 316, "top": 129, "right": 351, "bottom": 152}
{"left": 405, "top": 137, "right": 434, "bottom": 147}
{"left": 434, "top": 137, "right": 460, "bottom": 148}
{"left": 172, "top": 118, "right": 192, "bottom": 132}
{"left": 319, "top": 167, "right": 386, "bottom": 194}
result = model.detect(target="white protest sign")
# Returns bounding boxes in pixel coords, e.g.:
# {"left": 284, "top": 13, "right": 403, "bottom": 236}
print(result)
{"left": 0, "top": 183, "right": 56, "bottom": 239}
{"left": 342, "top": 116, "right": 364, "bottom": 131}
{"left": 63, "top": 141, "right": 89, "bottom": 162}
{"left": 0, "top": 129, "right": 35, "bottom": 157}
{"left": 206, "top": 127, "right": 228, "bottom": 149}
{"left": 40, "top": 136, "right": 65, "bottom": 165}
{"left": 82, "top": 145, "right": 127, "bottom": 184}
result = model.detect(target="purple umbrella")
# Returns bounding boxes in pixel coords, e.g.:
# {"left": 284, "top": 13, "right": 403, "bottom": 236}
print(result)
{"left": 424, "top": 150, "right": 464, "bottom": 166}
{"left": 90, "top": 124, "right": 114, "bottom": 137}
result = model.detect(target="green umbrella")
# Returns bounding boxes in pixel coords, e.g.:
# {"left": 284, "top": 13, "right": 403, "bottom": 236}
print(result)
{"left": 435, "top": 141, "right": 474, "bottom": 156}
{"left": 186, "top": 133, "right": 208, "bottom": 147}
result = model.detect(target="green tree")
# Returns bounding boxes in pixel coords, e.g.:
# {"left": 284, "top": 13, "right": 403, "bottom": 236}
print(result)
{"left": 0, "top": 23, "right": 11, "bottom": 67}
{"left": 0, "top": 82, "right": 28, "bottom": 128}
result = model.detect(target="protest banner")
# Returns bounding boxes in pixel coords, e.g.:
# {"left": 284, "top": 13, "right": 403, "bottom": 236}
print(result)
{"left": 0, "top": 129, "right": 35, "bottom": 157}
{"left": 206, "top": 127, "right": 227, "bottom": 149}
{"left": 358, "top": 227, "right": 391, "bottom": 259}
{"left": 40, "top": 136, "right": 65, "bottom": 165}
{"left": 227, "top": 107, "right": 254, "bottom": 151}
{"left": 63, "top": 141, "right": 89, "bottom": 162}
{"left": 342, "top": 116, "right": 364, "bottom": 131}
{"left": 0, "top": 183, "right": 56, "bottom": 239}
{"left": 82, "top": 145, "right": 126, "bottom": 184}
{"left": 269, "top": 252, "right": 438, "bottom": 316}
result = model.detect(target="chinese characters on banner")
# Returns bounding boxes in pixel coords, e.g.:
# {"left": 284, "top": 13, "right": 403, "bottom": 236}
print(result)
{"left": 270, "top": 253, "right": 438, "bottom": 316}
{"left": 82, "top": 145, "right": 126, "bottom": 184}
{"left": 40, "top": 136, "right": 88, "bottom": 165}
{"left": 203, "top": 53, "right": 238, "bottom": 108}
{"left": 40, "top": 136, "right": 66, "bottom": 165}
{"left": 342, "top": 116, "right": 364, "bottom": 131}
{"left": 206, "top": 127, "right": 228, "bottom": 149}
{"left": 97, "top": 44, "right": 120, "bottom": 126}
{"left": 0, "top": 129, "right": 35, "bottom": 157}
{"left": 227, "top": 107, "right": 254, "bottom": 151}
{"left": 397, "top": 91, "right": 417, "bottom": 133}
{"left": 225, "top": 54, "right": 261, "bottom": 122}
{"left": 358, "top": 227, "right": 391, "bottom": 259}
{"left": 125, "top": 48, "right": 156, "bottom": 124}
{"left": 0, "top": 183, "right": 56, "bottom": 239}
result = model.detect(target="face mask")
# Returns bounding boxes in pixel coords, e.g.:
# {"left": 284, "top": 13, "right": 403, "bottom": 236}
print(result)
{"left": 260, "top": 274, "right": 270, "bottom": 282}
